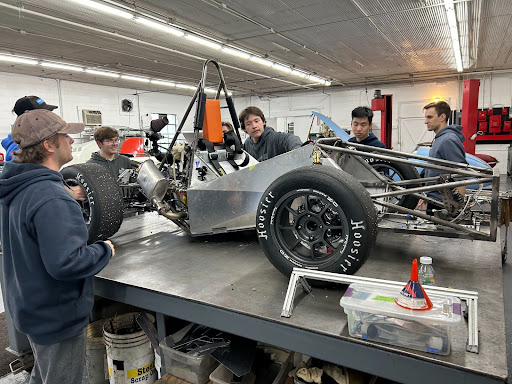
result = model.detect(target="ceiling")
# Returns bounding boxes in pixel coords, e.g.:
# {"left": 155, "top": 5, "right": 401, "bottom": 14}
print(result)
{"left": 0, "top": 0, "right": 510, "bottom": 96}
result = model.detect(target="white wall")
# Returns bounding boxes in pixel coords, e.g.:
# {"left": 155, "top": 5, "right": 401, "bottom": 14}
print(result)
{"left": 0, "top": 72, "right": 195, "bottom": 145}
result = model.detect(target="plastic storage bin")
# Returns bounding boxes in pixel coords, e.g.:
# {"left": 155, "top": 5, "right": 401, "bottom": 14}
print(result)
{"left": 209, "top": 348, "right": 292, "bottom": 384}
{"left": 160, "top": 324, "right": 219, "bottom": 384}
{"left": 340, "top": 282, "right": 462, "bottom": 355}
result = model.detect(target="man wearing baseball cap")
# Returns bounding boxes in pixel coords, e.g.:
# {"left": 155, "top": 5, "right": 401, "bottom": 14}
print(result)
{"left": 0, "top": 109, "right": 115, "bottom": 384}
{"left": 3, "top": 95, "right": 58, "bottom": 161}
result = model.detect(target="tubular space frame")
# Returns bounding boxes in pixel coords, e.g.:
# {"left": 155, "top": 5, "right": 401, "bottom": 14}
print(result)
{"left": 281, "top": 268, "right": 479, "bottom": 353}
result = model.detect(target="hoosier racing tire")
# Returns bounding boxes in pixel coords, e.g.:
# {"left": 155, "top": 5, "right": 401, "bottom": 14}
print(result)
{"left": 256, "top": 165, "right": 377, "bottom": 277}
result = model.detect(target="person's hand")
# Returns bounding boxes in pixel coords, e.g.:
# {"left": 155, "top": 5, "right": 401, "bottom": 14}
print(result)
{"left": 104, "top": 240, "right": 115, "bottom": 259}
{"left": 416, "top": 199, "right": 427, "bottom": 211}
{"left": 67, "top": 185, "right": 86, "bottom": 201}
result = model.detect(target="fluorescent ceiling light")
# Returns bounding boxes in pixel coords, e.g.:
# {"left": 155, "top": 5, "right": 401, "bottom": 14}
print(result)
{"left": 41, "top": 62, "right": 84, "bottom": 71}
{"left": 0, "top": 54, "right": 38, "bottom": 65}
{"left": 444, "top": 0, "right": 463, "bottom": 72}
{"left": 135, "top": 17, "right": 184, "bottom": 37}
{"left": 176, "top": 83, "right": 197, "bottom": 90}
{"left": 250, "top": 56, "right": 273, "bottom": 67}
{"left": 69, "top": 0, "right": 133, "bottom": 19}
{"left": 185, "top": 34, "right": 221, "bottom": 50}
{"left": 85, "top": 69, "right": 119, "bottom": 77}
{"left": 273, "top": 63, "right": 292, "bottom": 73}
{"left": 151, "top": 79, "right": 176, "bottom": 86}
{"left": 308, "top": 75, "right": 325, "bottom": 84}
{"left": 291, "top": 69, "right": 308, "bottom": 78}
{"left": 121, "top": 75, "right": 150, "bottom": 82}
{"left": 221, "top": 47, "right": 250, "bottom": 59}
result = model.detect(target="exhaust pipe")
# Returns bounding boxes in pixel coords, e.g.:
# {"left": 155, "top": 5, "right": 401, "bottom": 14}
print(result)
{"left": 137, "top": 160, "right": 187, "bottom": 220}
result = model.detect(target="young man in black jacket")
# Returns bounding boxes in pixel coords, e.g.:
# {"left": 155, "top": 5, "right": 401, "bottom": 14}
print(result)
{"left": 348, "top": 106, "right": 386, "bottom": 150}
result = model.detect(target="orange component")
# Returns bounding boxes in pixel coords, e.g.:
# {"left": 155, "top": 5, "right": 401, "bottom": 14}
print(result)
{"left": 120, "top": 137, "right": 145, "bottom": 157}
{"left": 203, "top": 99, "right": 223, "bottom": 143}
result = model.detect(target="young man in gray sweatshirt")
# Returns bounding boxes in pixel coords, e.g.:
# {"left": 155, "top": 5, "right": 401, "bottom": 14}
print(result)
{"left": 87, "top": 126, "right": 132, "bottom": 180}
{"left": 239, "top": 106, "right": 302, "bottom": 162}
{"left": 423, "top": 100, "right": 467, "bottom": 203}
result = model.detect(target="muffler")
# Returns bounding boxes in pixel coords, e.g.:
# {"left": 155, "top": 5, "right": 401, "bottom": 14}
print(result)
{"left": 137, "top": 160, "right": 186, "bottom": 220}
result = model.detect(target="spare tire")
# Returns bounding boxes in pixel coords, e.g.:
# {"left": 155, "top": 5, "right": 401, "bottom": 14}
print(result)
{"left": 257, "top": 165, "right": 378, "bottom": 277}
{"left": 61, "top": 163, "right": 124, "bottom": 243}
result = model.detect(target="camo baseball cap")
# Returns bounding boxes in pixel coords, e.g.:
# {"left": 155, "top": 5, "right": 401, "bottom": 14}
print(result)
{"left": 13, "top": 96, "right": 58, "bottom": 116}
{"left": 12, "top": 109, "right": 84, "bottom": 149}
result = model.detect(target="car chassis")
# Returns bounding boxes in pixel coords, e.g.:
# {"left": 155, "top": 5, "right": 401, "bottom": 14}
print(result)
{"left": 62, "top": 59, "right": 501, "bottom": 278}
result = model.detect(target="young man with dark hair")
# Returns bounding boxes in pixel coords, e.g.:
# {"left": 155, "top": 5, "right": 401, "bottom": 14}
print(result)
{"left": 221, "top": 121, "right": 234, "bottom": 133}
{"left": 422, "top": 100, "right": 467, "bottom": 202}
{"left": 348, "top": 106, "right": 386, "bottom": 150}
{"left": 0, "top": 109, "right": 114, "bottom": 384}
{"left": 88, "top": 126, "right": 132, "bottom": 180}
{"left": 239, "top": 106, "right": 302, "bottom": 161}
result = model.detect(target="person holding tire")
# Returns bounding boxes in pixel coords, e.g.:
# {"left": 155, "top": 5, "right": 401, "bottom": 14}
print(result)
{"left": 348, "top": 106, "right": 386, "bottom": 151}
{"left": 239, "top": 106, "right": 302, "bottom": 161}
{"left": 0, "top": 109, "right": 115, "bottom": 384}
{"left": 87, "top": 126, "right": 132, "bottom": 180}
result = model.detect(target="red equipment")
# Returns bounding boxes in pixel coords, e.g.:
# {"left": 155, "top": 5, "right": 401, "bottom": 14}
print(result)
{"left": 371, "top": 93, "right": 392, "bottom": 149}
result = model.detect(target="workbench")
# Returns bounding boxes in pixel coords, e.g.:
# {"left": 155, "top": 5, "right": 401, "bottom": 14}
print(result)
{"left": 95, "top": 212, "right": 508, "bottom": 384}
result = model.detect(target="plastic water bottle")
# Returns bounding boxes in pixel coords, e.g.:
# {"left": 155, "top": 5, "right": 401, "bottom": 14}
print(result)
{"left": 419, "top": 256, "right": 435, "bottom": 286}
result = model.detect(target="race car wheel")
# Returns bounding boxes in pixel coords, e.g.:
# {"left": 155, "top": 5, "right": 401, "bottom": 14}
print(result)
{"left": 61, "top": 163, "right": 124, "bottom": 244}
{"left": 366, "top": 158, "right": 420, "bottom": 210}
{"left": 257, "top": 165, "right": 378, "bottom": 277}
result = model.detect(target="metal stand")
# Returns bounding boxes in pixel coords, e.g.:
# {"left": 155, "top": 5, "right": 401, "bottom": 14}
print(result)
{"left": 281, "top": 268, "right": 480, "bottom": 353}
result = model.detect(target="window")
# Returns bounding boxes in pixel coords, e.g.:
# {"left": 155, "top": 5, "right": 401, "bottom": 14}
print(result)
{"left": 151, "top": 113, "right": 178, "bottom": 144}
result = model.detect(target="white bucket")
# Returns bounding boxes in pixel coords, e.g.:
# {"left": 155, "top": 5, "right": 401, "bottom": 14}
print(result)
{"left": 86, "top": 319, "right": 109, "bottom": 384}
{"left": 103, "top": 313, "right": 157, "bottom": 384}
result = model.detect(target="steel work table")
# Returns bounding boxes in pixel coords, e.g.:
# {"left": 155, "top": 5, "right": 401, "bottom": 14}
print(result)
{"left": 95, "top": 213, "right": 508, "bottom": 384}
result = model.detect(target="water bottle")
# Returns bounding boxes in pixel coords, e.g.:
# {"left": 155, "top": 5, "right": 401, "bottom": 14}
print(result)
{"left": 419, "top": 256, "right": 435, "bottom": 286}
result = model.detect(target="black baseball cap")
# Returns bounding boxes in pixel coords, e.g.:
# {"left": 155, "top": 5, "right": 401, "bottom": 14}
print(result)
{"left": 13, "top": 96, "right": 58, "bottom": 116}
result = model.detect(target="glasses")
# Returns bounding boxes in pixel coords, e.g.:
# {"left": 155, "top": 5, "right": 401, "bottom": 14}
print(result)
{"left": 103, "top": 139, "right": 120, "bottom": 145}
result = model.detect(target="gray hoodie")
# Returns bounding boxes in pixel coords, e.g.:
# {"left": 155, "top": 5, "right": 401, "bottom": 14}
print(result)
{"left": 243, "top": 126, "right": 302, "bottom": 162}
{"left": 87, "top": 152, "right": 132, "bottom": 180}
{"left": 424, "top": 124, "right": 467, "bottom": 200}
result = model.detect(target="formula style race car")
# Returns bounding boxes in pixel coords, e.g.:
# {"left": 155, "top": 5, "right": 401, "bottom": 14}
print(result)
{"left": 62, "top": 60, "right": 500, "bottom": 278}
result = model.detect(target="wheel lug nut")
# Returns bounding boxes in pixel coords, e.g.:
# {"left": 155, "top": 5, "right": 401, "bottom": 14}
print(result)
{"left": 297, "top": 225, "right": 302, "bottom": 229}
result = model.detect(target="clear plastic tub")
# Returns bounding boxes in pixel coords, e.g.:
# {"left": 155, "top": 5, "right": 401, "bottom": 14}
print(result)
{"left": 159, "top": 324, "right": 219, "bottom": 384}
{"left": 340, "top": 282, "right": 462, "bottom": 355}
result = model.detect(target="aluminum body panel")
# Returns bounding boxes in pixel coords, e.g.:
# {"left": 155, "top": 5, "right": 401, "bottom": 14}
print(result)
{"left": 187, "top": 145, "right": 314, "bottom": 235}
{"left": 95, "top": 213, "right": 508, "bottom": 384}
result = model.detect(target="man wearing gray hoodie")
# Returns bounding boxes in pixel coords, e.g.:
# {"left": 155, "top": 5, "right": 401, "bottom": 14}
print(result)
{"left": 423, "top": 101, "right": 467, "bottom": 202}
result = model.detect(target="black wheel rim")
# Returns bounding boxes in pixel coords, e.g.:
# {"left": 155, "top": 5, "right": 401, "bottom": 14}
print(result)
{"left": 271, "top": 190, "right": 350, "bottom": 266}
{"left": 64, "top": 179, "right": 92, "bottom": 228}
{"left": 372, "top": 165, "right": 406, "bottom": 207}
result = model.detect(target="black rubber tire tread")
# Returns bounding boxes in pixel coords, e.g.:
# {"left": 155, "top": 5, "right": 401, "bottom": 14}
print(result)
{"left": 61, "top": 163, "right": 124, "bottom": 243}
{"left": 366, "top": 158, "right": 420, "bottom": 210}
{"left": 257, "top": 165, "right": 378, "bottom": 277}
